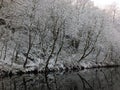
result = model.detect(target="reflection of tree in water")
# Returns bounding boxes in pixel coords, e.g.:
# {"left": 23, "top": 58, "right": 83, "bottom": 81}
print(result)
{"left": 1, "top": 68, "right": 120, "bottom": 90}
{"left": 45, "top": 73, "right": 51, "bottom": 90}
{"left": 86, "top": 68, "right": 120, "bottom": 90}
{"left": 77, "top": 73, "right": 94, "bottom": 90}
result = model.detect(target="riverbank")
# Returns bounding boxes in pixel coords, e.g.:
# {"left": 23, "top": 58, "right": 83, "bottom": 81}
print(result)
{"left": 0, "top": 63, "right": 120, "bottom": 78}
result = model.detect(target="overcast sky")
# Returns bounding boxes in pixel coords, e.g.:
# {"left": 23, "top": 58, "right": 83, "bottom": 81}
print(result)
{"left": 91, "top": 0, "right": 120, "bottom": 8}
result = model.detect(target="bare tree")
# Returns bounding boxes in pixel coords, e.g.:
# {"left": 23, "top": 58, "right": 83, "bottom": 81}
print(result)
{"left": 23, "top": 0, "right": 38, "bottom": 68}
{"left": 44, "top": 15, "right": 66, "bottom": 72}
{"left": 78, "top": 30, "right": 101, "bottom": 62}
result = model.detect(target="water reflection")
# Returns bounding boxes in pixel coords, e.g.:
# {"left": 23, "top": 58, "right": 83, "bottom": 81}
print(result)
{"left": 0, "top": 68, "right": 120, "bottom": 90}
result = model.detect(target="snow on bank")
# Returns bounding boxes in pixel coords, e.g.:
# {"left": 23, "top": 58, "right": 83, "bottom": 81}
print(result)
{"left": 0, "top": 53, "right": 118, "bottom": 76}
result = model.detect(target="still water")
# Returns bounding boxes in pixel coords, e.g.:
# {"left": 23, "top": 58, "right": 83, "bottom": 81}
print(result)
{"left": 0, "top": 68, "right": 120, "bottom": 90}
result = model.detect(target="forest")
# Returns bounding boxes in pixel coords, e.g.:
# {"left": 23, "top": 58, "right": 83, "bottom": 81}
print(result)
{"left": 0, "top": 0, "right": 120, "bottom": 75}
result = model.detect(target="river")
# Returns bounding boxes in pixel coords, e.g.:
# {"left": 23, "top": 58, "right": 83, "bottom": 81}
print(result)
{"left": 0, "top": 67, "right": 120, "bottom": 90}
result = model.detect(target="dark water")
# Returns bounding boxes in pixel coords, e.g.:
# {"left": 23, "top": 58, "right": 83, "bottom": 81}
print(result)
{"left": 0, "top": 68, "right": 120, "bottom": 90}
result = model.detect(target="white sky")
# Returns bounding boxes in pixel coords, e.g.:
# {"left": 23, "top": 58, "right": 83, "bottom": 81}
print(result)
{"left": 91, "top": 0, "right": 120, "bottom": 9}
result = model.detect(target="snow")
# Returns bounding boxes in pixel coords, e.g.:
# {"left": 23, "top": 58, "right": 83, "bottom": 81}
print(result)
{"left": 0, "top": 0, "right": 120, "bottom": 74}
